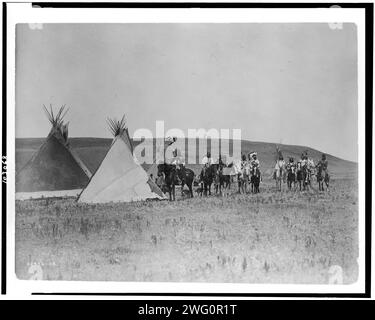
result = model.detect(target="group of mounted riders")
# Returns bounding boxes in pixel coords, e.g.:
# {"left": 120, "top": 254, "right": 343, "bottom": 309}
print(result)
{"left": 155, "top": 138, "right": 330, "bottom": 201}
{"left": 274, "top": 150, "right": 330, "bottom": 192}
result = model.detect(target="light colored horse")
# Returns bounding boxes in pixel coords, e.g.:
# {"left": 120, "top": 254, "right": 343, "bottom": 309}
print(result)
{"left": 274, "top": 160, "right": 285, "bottom": 192}
{"left": 233, "top": 160, "right": 249, "bottom": 194}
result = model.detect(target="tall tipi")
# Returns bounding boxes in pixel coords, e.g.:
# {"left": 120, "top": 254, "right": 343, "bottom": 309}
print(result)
{"left": 16, "top": 105, "right": 92, "bottom": 200}
{"left": 78, "top": 116, "right": 166, "bottom": 203}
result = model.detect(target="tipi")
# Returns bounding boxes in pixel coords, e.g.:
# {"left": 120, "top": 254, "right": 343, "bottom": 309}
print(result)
{"left": 16, "top": 105, "right": 92, "bottom": 200}
{"left": 78, "top": 116, "right": 166, "bottom": 203}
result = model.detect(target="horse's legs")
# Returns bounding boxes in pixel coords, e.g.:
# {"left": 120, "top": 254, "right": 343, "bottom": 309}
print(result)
{"left": 181, "top": 182, "right": 185, "bottom": 196}
{"left": 168, "top": 185, "right": 173, "bottom": 201}
{"left": 188, "top": 183, "right": 193, "bottom": 198}
{"left": 325, "top": 174, "right": 329, "bottom": 192}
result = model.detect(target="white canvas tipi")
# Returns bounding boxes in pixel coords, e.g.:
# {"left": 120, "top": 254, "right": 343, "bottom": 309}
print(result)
{"left": 78, "top": 116, "right": 166, "bottom": 203}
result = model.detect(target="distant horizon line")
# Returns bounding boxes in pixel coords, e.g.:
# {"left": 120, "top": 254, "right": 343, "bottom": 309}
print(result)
{"left": 15, "top": 135, "right": 358, "bottom": 163}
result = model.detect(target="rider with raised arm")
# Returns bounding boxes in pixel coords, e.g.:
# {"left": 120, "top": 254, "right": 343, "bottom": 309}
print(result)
{"left": 218, "top": 154, "right": 226, "bottom": 166}
{"left": 300, "top": 152, "right": 307, "bottom": 168}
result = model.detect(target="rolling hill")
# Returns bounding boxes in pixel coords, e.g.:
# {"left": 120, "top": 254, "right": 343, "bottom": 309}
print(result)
{"left": 15, "top": 137, "right": 357, "bottom": 179}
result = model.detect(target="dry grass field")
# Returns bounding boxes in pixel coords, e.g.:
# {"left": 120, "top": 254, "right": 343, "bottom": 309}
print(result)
{"left": 15, "top": 137, "right": 359, "bottom": 284}
{"left": 15, "top": 177, "right": 358, "bottom": 284}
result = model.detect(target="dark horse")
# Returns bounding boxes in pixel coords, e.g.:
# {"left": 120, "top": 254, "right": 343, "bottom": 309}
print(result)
{"left": 200, "top": 165, "right": 216, "bottom": 196}
{"left": 296, "top": 162, "right": 313, "bottom": 191}
{"left": 286, "top": 165, "right": 297, "bottom": 190}
{"left": 157, "top": 163, "right": 177, "bottom": 201}
{"left": 212, "top": 163, "right": 231, "bottom": 195}
{"left": 316, "top": 163, "right": 329, "bottom": 191}
{"left": 296, "top": 162, "right": 306, "bottom": 191}
{"left": 250, "top": 166, "right": 261, "bottom": 193}
{"left": 176, "top": 166, "right": 195, "bottom": 198}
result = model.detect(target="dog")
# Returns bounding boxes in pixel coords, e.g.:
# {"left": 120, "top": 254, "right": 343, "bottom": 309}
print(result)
{"left": 195, "top": 182, "right": 204, "bottom": 197}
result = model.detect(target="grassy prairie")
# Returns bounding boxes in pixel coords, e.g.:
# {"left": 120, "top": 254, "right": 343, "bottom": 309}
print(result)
{"left": 15, "top": 178, "right": 358, "bottom": 284}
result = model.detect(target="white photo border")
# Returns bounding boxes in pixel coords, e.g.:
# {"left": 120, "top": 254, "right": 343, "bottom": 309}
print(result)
{"left": 3, "top": 2, "right": 370, "bottom": 298}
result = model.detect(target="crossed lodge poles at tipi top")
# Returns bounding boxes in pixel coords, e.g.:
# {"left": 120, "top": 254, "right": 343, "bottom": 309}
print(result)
{"left": 16, "top": 106, "right": 166, "bottom": 203}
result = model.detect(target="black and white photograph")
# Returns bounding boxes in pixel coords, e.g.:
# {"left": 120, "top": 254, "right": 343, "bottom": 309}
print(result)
{"left": 1, "top": 2, "right": 371, "bottom": 298}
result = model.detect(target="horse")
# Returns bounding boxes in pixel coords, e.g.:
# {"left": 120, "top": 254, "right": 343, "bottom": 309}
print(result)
{"left": 296, "top": 162, "right": 306, "bottom": 191}
{"left": 238, "top": 163, "right": 250, "bottom": 194}
{"left": 157, "top": 163, "right": 177, "bottom": 201}
{"left": 274, "top": 160, "right": 285, "bottom": 192}
{"left": 176, "top": 166, "right": 195, "bottom": 198}
{"left": 286, "top": 164, "right": 297, "bottom": 190}
{"left": 200, "top": 165, "right": 216, "bottom": 196}
{"left": 296, "top": 162, "right": 314, "bottom": 191}
{"left": 212, "top": 163, "right": 231, "bottom": 196}
{"left": 316, "top": 163, "right": 329, "bottom": 191}
{"left": 250, "top": 165, "right": 261, "bottom": 194}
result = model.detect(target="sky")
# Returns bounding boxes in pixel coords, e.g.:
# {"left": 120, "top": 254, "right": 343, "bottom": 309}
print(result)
{"left": 15, "top": 23, "right": 358, "bottom": 161}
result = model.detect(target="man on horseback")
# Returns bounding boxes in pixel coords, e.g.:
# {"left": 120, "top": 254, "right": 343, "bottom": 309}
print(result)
{"left": 202, "top": 151, "right": 214, "bottom": 168}
{"left": 236, "top": 154, "right": 250, "bottom": 194}
{"left": 241, "top": 153, "right": 248, "bottom": 169}
{"left": 317, "top": 153, "right": 328, "bottom": 172}
{"left": 249, "top": 152, "right": 260, "bottom": 169}
{"left": 200, "top": 151, "right": 215, "bottom": 196}
{"left": 218, "top": 154, "right": 226, "bottom": 166}
{"left": 286, "top": 156, "right": 297, "bottom": 190}
{"left": 201, "top": 151, "right": 214, "bottom": 179}
{"left": 286, "top": 156, "right": 296, "bottom": 171}
{"left": 300, "top": 151, "right": 315, "bottom": 187}
{"left": 274, "top": 153, "right": 285, "bottom": 177}
{"left": 170, "top": 147, "right": 186, "bottom": 180}
{"left": 170, "top": 148, "right": 185, "bottom": 169}
{"left": 249, "top": 152, "right": 261, "bottom": 193}
{"left": 274, "top": 149, "right": 285, "bottom": 191}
